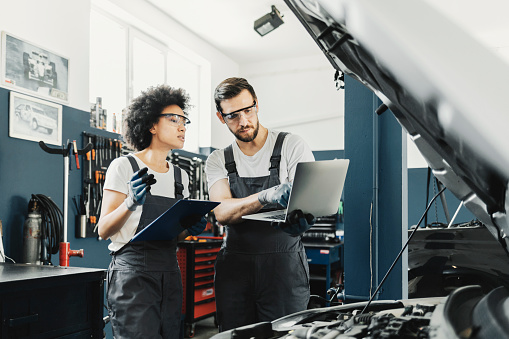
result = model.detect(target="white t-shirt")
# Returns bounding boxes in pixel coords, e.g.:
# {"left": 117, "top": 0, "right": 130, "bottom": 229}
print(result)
{"left": 103, "top": 154, "right": 190, "bottom": 251}
{"left": 205, "top": 129, "right": 315, "bottom": 191}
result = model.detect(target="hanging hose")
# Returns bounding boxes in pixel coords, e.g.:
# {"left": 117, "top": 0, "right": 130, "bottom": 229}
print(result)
{"left": 31, "top": 194, "right": 63, "bottom": 265}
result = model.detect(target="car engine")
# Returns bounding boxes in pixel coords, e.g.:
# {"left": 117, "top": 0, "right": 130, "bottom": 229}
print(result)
{"left": 213, "top": 284, "right": 509, "bottom": 339}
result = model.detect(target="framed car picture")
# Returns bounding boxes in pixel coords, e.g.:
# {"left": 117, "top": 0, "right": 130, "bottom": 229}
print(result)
{"left": 1, "top": 31, "right": 69, "bottom": 103}
{"left": 9, "top": 91, "right": 62, "bottom": 146}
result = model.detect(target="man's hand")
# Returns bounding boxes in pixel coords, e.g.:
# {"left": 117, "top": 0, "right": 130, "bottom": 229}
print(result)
{"left": 180, "top": 214, "right": 208, "bottom": 236}
{"left": 124, "top": 167, "right": 156, "bottom": 211}
{"left": 258, "top": 181, "right": 292, "bottom": 208}
{"left": 272, "top": 209, "right": 315, "bottom": 236}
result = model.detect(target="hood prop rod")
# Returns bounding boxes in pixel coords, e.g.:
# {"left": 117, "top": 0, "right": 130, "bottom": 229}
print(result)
{"left": 360, "top": 186, "right": 446, "bottom": 314}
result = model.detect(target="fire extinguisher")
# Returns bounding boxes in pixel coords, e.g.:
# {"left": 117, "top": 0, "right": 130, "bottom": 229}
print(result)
{"left": 22, "top": 198, "right": 42, "bottom": 264}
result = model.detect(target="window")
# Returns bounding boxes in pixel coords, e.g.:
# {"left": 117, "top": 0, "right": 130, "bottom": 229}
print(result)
{"left": 89, "top": 10, "right": 126, "bottom": 133}
{"left": 89, "top": 8, "right": 205, "bottom": 153}
{"left": 167, "top": 51, "right": 200, "bottom": 153}
{"left": 132, "top": 34, "right": 166, "bottom": 98}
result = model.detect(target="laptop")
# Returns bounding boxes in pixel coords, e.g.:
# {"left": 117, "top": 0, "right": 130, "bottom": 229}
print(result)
{"left": 242, "top": 159, "right": 349, "bottom": 222}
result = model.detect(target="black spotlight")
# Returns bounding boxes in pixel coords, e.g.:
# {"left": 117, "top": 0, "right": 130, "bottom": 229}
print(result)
{"left": 254, "top": 5, "right": 284, "bottom": 37}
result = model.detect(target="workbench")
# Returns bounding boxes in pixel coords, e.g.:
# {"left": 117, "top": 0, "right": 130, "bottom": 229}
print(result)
{"left": 0, "top": 263, "right": 106, "bottom": 338}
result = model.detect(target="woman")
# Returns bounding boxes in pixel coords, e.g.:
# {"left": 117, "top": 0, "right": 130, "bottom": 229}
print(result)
{"left": 98, "top": 84, "right": 207, "bottom": 338}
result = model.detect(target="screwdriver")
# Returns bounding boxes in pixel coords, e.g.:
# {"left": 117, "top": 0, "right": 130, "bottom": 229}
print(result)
{"left": 73, "top": 140, "right": 80, "bottom": 169}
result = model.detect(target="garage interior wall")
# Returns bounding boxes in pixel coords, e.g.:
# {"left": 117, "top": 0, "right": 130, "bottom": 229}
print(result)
{"left": 0, "top": 87, "right": 116, "bottom": 268}
{"left": 0, "top": 0, "right": 236, "bottom": 258}
{"left": 0, "top": 0, "right": 476, "bottom": 290}
{"left": 240, "top": 55, "right": 344, "bottom": 152}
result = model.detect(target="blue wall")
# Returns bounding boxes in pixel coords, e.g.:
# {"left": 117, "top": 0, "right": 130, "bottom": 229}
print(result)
{"left": 340, "top": 75, "right": 476, "bottom": 301}
{"left": 343, "top": 75, "right": 407, "bottom": 301}
{"left": 0, "top": 87, "right": 116, "bottom": 268}
{"left": 313, "top": 150, "right": 344, "bottom": 161}
{"left": 0, "top": 85, "right": 476, "bottom": 267}
{"left": 408, "top": 168, "right": 474, "bottom": 227}
{"left": 312, "top": 154, "right": 474, "bottom": 229}
{"left": 0, "top": 87, "right": 117, "bottom": 336}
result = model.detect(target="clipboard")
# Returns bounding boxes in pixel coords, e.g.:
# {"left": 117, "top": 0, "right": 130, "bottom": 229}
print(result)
{"left": 130, "top": 199, "right": 220, "bottom": 243}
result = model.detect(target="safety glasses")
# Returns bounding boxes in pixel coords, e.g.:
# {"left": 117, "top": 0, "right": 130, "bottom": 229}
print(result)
{"left": 160, "top": 113, "right": 191, "bottom": 127}
{"left": 220, "top": 101, "right": 257, "bottom": 123}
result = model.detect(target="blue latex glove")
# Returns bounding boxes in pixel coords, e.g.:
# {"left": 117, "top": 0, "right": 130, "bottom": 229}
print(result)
{"left": 181, "top": 214, "right": 208, "bottom": 236}
{"left": 258, "top": 181, "right": 292, "bottom": 208}
{"left": 272, "top": 209, "right": 315, "bottom": 236}
{"left": 124, "top": 167, "right": 156, "bottom": 211}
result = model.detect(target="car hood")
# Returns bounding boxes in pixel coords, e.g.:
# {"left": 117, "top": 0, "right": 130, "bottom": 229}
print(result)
{"left": 284, "top": 0, "right": 509, "bottom": 253}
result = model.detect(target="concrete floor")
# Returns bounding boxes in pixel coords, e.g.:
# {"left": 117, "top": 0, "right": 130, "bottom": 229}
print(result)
{"left": 187, "top": 316, "right": 219, "bottom": 339}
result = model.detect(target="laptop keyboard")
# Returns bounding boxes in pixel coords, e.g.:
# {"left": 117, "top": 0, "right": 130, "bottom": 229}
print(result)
{"left": 265, "top": 214, "right": 286, "bottom": 220}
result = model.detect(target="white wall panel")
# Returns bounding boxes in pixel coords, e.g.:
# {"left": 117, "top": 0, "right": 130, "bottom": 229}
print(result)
{"left": 0, "top": 0, "right": 238, "bottom": 147}
{"left": 237, "top": 54, "right": 344, "bottom": 151}
{"left": 0, "top": 0, "right": 91, "bottom": 110}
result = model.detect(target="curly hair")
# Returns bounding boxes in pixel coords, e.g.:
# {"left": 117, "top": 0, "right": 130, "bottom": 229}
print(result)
{"left": 123, "top": 85, "right": 190, "bottom": 151}
{"left": 214, "top": 77, "right": 257, "bottom": 113}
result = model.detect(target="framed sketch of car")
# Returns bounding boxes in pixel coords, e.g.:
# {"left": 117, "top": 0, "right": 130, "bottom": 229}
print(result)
{"left": 23, "top": 51, "right": 57, "bottom": 87}
{"left": 9, "top": 91, "right": 62, "bottom": 146}
{"left": 1, "top": 31, "right": 69, "bottom": 103}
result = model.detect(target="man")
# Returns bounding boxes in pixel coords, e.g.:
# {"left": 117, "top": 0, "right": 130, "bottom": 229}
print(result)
{"left": 205, "top": 77, "right": 316, "bottom": 331}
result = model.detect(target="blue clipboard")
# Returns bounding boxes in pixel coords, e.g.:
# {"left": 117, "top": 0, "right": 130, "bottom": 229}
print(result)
{"left": 130, "top": 199, "right": 220, "bottom": 243}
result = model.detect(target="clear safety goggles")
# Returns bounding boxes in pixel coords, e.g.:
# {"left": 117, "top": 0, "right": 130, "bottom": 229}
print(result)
{"left": 220, "top": 101, "right": 257, "bottom": 123}
{"left": 160, "top": 113, "right": 191, "bottom": 127}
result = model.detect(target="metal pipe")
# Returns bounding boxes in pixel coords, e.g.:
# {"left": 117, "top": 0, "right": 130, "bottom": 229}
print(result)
{"left": 372, "top": 95, "right": 380, "bottom": 296}
{"left": 64, "top": 152, "right": 69, "bottom": 243}
{"left": 447, "top": 201, "right": 464, "bottom": 228}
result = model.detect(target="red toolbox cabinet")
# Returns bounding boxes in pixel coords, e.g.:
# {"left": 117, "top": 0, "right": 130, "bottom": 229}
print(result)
{"left": 177, "top": 236, "right": 223, "bottom": 337}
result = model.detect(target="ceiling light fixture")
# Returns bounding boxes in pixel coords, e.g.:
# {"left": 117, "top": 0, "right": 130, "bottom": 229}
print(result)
{"left": 254, "top": 5, "right": 284, "bottom": 37}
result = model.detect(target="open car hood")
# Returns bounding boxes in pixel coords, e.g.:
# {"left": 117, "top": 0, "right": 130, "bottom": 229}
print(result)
{"left": 283, "top": 0, "right": 509, "bottom": 251}
{"left": 211, "top": 2, "right": 509, "bottom": 338}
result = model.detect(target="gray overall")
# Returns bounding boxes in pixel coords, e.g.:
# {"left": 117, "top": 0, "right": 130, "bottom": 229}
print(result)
{"left": 214, "top": 132, "right": 310, "bottom": 332}
{"left": 107, "top": 155, "right": 184, "bottom": 339}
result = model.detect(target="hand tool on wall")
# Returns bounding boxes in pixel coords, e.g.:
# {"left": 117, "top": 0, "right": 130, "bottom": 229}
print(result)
{"left": 85, "top": 150, "right": 91, "bottom": 213}
{"left": 73, "top": 140, "right": 80, "bottom": 169}
{"left": 82, "top": 132, "right": 130, "bottom": 238}
{"left": 72, "top": 194, "right": 87, "bottom": 238}
{"left": 108, "top": 139, "right": 112, "bottom": 161}
{"left": 98, "top": 136, "right": 103, "bottom": 168}
{"left": 82, "top": 135, "right": 94, "bottom": 236}
{"left": 39, "top": 140, "right": 92, "bottom": 266}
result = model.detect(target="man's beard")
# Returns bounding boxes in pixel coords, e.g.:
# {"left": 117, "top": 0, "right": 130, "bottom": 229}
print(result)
{"left": 232, "top": 120, "right": 260, "bottom": 142}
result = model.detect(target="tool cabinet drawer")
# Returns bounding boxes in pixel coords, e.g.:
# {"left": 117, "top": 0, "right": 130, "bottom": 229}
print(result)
{"left": 195, "top": 270, "right": 214, "bottom": 279}
{"left": 194, "top": 247, "right": 220, "bottom": 260}
{"left": 194, "top": 283, "right": 215, "bottom": 302}
{"left": 195, "top": 247, "right": 221, "bottom": 255}
{"left": 195, "top": 253, "right": 219, "bottom": 263}
{"left": 194, "top": 261, "right": 215, "bottom": 270}
{"left": 195, "top": 278, "right": 214, "bottom": 287}
{"left": 194, "top": 298, "right": 216, "bottom": 319}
